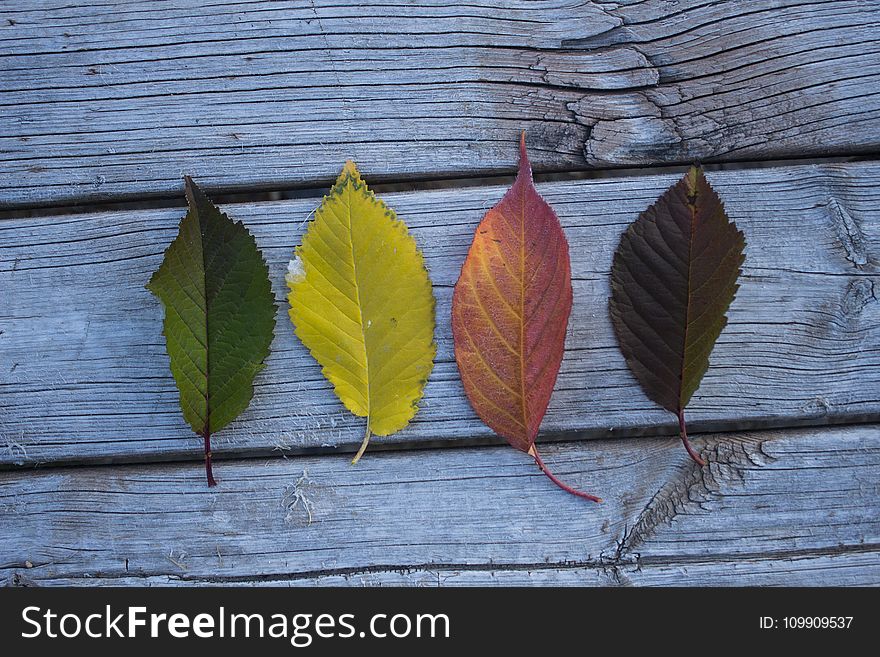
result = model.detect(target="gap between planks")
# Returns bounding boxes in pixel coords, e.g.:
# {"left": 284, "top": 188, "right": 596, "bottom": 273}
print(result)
{"left": 0, "top": 151, "right": 880, "bottom": 221}
{"left": 2, "top": 151, "right": 878, "bottom": 219}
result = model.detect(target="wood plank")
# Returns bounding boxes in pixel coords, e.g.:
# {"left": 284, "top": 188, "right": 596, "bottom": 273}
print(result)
{"left": 1, "top": 162, "right": 878, "bottom": 467}
{"left": 3, "top": 0, "right": 880, "bottom": 206}
{"left": 12, "top": 552, "right": 878, "bottom": 587}
{"left": 2, "top": 425, "right": 877, "bottom": 586}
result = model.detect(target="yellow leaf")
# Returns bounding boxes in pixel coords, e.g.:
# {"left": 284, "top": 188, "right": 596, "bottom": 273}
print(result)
{"left": 287, "top": 161, "right": 436, "bottom": 463}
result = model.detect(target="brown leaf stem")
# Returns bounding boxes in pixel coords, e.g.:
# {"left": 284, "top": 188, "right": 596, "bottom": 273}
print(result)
{"left": 204, "top": 430, "right": 217, "bottom": 487}
{"left": 677, "top": 408, "right": 706, "bottom": 466}
{"left": 530, "top": 445, "right": 601, "bottom": 503}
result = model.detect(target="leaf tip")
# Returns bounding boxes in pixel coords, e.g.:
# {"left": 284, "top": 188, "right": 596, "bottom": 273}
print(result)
{"left": 338, "top": 159, "right": 362, "bottom": 185}
{"left": 686, "top": 164, "right": 710, "bottom": 195}
{"left": 518, "top": 131, "right": 531, "bottom": 177}
{"left": 183, "top": 174, "right": 202, "bottom": 209}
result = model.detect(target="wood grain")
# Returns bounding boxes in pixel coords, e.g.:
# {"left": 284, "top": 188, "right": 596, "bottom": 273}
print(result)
{"left": 2, "top": 0, "right": 880, "bottom": 206}
{"left": 2, "top": 424, "right": 877, "bottom": 586}
{"left": 1, "top": 162, "right": 878, "bottom": 467}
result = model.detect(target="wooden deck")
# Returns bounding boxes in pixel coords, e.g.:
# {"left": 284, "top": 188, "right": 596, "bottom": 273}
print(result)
{"left": 1, "top": 0, "right": 878, "bottom": 586}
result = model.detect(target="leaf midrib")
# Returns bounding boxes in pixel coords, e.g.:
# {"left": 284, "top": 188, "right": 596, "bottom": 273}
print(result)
{"left": 345, "top": 180, "right": 371, "bottom": 429}
{"left": 680, "top": 174, "right": 697, "bottom": 412}
{"left": 186, "top": 183, "right": 211, "bottom": 437}
{"left": 519, "top": 177, "right": 528, "bottom": 440}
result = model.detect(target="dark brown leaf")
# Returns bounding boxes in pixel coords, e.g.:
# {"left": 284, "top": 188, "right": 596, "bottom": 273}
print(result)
{"left": 609, "top": 167, "right": 746, "bottom": 464}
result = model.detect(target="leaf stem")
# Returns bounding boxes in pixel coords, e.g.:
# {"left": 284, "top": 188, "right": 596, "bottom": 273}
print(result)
{"left": 677, "top": 408, "right": 706, "bottom": 466}
{"left": 204, "top": 430, "right": 217, "bottom": 487}
{"left": 530, "top": 445, "right": 601, "bottom": 503}
{"left": 351, "top": 417, "right": 371, "bottom": 465}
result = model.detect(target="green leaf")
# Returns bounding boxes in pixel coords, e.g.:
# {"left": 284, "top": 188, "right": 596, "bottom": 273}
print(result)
{"left": 147, "top": 177, "right": 276, "bottom": 485}
{"left": 608, "top": 166, "right": 746, "bottom": 465}
{"left": 287, "top": 161, "right": 436, "bottom": 464}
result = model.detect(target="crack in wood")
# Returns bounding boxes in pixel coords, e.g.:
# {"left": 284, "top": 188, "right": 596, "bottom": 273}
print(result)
{"left": 615, "top": 434, "right": 778, "bottom": 560}
{"left": 829, "top": 197, "right": 870, "bottom": 267}
{"left": 8, "top": 542, "right": 878, "bottom": 587}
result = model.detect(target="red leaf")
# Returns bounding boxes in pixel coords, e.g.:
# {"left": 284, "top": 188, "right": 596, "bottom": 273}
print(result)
{"left": 609, "top": 167, "right": 746, "bottom": 465}
{"left": 452, "top": 133, "right": 600, "bottom": 502}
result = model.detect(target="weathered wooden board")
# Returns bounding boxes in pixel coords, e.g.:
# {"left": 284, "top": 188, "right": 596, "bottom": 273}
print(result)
{"left": 2, "top": 425, "right": 877, "bottom": 587}
{"left": 1, "top": 163, "right": 878, "bottom": 467}
{"left": 13, "top": 551, "right": 878, "bottom": 587}
{"left": 3, "top": 0, "right": 880, "bottom": 206}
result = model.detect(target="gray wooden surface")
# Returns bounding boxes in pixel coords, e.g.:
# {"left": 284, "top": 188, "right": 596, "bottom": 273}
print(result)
{"left": 1, "top": 0, "right": 878, "bottom": 587}
{"left": 2, "top": 425, "right": 877, "bottom": 586}
{"left": 3, "top": 0, "right": 880, "bottom": 206}
{"left": 1, "top": 162, "right": 877, "bottom": 467}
